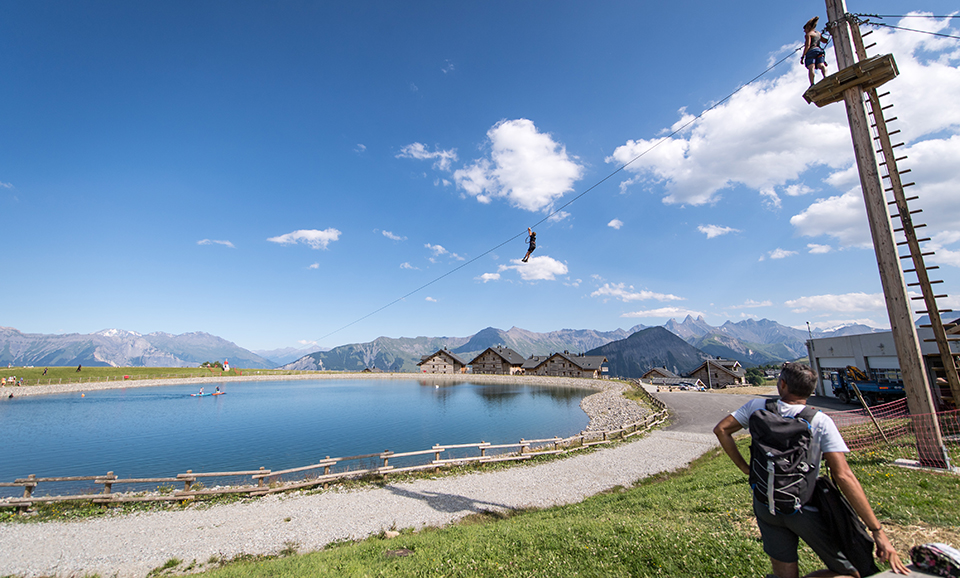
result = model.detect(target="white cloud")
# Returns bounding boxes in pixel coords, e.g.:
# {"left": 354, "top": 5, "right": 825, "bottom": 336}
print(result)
{"left": 607, "top": 22, "right": 960, "bottom": 214}
{"left": 607, "top": 219, "right": 624, "bottom": 230}
{"left": 805, "top": 318, "right": 887, "bottom": 330}
{"left": 730, "top": 299, "right": 772, "bottom": 309}
{"left": 355, "top": 144, "right": 366, "bottom": 153}
{"left": 397, "top": 143, "right": 458, "bottom": 172}
{"left": 298, "top": 339, "right": 318, "bottom": 346}
{"left": 197, "top": 239, "right": 235, "bottom": 248}
{"left": 0, "top": 181, "right": 13, "bottom": 189}
{"left": 621, "top": 307, "right": 705, "bottom": 319}
{"left": 400, "top": 262, "right": 419, "bottom": 270}
{"left": 477, "top": 272, "right": 500, "bottom": 283}
{"left": 308, "top": 263, "right": 319, "bottom": 269}
{"left": 697, "top": 224, "right": 739, "bottom": 239}
{"left": 424, "top": 243, "right": 464, "bottom": 261}
{"left": 768, "top": 248, "right": 797, "bottom": 260}
{"left": 498, "top": 255, "right": 568, "bottom": 281}
{"left": 807, "top": 243, "right": 832, "bottom": 254}
{"left": 591, "top": 282, "right": 684, "bottom": 302}
{"left": 454, "top": 119, "right": 584, "bottom": 212}
{"left": 267, "top": 228, "right": 341, "bottom": 250}
{"left": 382, "top": 230, "right": 407, "bottom": 241}
{"left": 441, "top": 60, "right": 455, "bottom": 74}
{"left": 425, "top": 296, "right": 437, "bottom": 302}
{"left": 785, "top": 292, "right": 885, "bottom": 313}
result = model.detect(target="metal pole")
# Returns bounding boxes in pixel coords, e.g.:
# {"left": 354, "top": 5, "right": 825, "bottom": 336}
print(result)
{"left": 824, "top": 0, "right": 949, "bottom": 468}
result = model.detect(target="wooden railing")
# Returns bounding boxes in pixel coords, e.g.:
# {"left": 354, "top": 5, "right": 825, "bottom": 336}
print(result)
{"left": 0, "top": 403, "right": 668, "bottom": 510}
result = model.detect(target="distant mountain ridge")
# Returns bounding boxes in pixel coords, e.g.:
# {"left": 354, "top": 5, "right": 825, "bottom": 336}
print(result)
{"left": 585, "top": 327, "right": 709, "bottom": 378}
{"left": 0, "top": 327, "right": 273, "bottom": 369}
{"left": 284, "top": 325, "right": 647, "bottom": 373}
{"left": 661, "top": 315, "right": 883, "bottom": 367}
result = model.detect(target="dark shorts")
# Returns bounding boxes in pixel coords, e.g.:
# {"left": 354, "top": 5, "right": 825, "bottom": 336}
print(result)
{"left": 528, "top": 243, "right": 536, "bottom": 252}
{"left": 805, "top": 48, "right": 826, "bottom": 66}
{"left": 753, "top": 496, "right": 857, "bottom": 574}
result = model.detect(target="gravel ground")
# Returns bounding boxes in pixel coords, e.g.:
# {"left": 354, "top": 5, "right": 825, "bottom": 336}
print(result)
{"left": 0, "top": 375, "right": 717, "bottom": 578}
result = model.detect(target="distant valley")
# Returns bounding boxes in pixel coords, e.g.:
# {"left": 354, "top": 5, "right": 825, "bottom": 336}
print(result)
{"left": 1, "top": 317, "right": 881, "bottom": 374}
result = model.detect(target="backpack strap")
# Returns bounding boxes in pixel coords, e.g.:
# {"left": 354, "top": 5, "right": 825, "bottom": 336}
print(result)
{"left": 764, "top": 398, "right": 778, "bottom": 412}
{"left": 797, "top": 404, "right": 819, "bottom": 424}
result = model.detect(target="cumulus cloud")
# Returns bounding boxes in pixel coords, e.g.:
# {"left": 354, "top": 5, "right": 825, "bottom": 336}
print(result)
{"left": 607, "top": 219, "right": 624, "bottom": 230}
{"left": 396, "top": 143, "right": 458, "bottom": 172}
{"left": 308, "top": 263, "right": 319, "bottom": 269}
{"left": 400, "top": 262, "right": 419, "bottom": 270}
{"left": 768, "top": 248, "right": 797, "bottom": 260}
{"left": 498, "top": 255, "right": 569, "bottom": 281}
{"left": 382, "top": 230, "right": 407, "bottom": 241}
{"left": 267, "top": 229, "right": 341, "bottom": 250}
{"left": 197, "top": 239, "right": 235, "bottom": 248}
{"left": 698, "top": 224, "right": 740, "bottom": 239}
{"left": 477, "top": 272, "right": 501, "bottom": 283}
{"left": 606, "top": 18, "right": 960, "bottom": 220}
{"left": 807, "top": 243, "right": 832, "bottom": 254}
{"left": 0, "top": 181, "right": 13, "bottom": 188}
{"left": 425, "top": 296, "right": 438, "bottom": 302}
{"left": 454, "top": 119, "right": 584, "bottom": 212}
{"left": 785, "top": 292, "right": 886, "bottom": 313}
{"left": 591, "top": 282, "right": 684, "bottom": 302}
{"left": 621, "top": 307, "right": 705, "bottom": 319}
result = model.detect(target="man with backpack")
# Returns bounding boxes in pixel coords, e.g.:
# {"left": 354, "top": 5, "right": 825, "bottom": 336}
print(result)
{"left": 713, "top": 362, "right": 908, "bottom": 577}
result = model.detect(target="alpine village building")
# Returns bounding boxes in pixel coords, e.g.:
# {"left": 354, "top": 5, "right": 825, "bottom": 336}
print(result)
{"left": 417, "top": 346, "right": 608, "bottom": 379}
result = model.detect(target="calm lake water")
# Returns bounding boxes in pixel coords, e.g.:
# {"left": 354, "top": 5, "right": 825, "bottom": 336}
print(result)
{"left": 0, "top": 378, "right": 593, "bottom": 496}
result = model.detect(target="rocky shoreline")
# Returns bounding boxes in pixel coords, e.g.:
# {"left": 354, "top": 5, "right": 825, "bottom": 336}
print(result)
{"left": 4, "top": 372, "right": 650, "bottom": 432}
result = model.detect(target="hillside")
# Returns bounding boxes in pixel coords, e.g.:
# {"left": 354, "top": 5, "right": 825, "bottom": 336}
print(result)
{"left": 585, "top": 327, "right": 709, "bottom": 378}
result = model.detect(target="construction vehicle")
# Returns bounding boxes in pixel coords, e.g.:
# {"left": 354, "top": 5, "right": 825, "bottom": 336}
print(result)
{"left": 829, "top": 365, "right": 905, "bottom": 406}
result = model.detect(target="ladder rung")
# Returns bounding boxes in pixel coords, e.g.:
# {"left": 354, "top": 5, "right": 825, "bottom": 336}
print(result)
{"left": 890, "top": 209, "right": 923, "bottom": 218}
{"left": 865, "top": 42, "right": 876, "bottom": 50}
{"left": 918, "top": 323, "right": 958, "bottom": 328}
{"left": 901, "top": 252, "right": 935, "bottom": 259}
{"left": 916, "top": 309, "right": 953, "bottom": 314}
{"left": 895, "top": 223, "right": 926, "bottom": 232}
{"left": 882, "top": 104, "right": 894, "bottom": 110}
{"left": 877, "top": 91, "right": 888, "bottom": 97}
{"left": 897, "top": 237, "right": 931, "bottom": 245}
{"left": 908, "top": 280, "right": 943, "bottom": 286}
{"left": 912, "top": 295, "right": 947, "bottom": 300}
{"left": 878, "top": 154, "right": 906, "bottom": 165}
{"left": 863, "top": 30, "right": 874, "bottom": 38}
{"left": 885, "top": 182, "right": 915, "bottom": 191}
{"left": 924, "top": 337, "right": 960, "bottom": 342}
{"left": 888, "top": 196, "right": 919, "bottom": 205}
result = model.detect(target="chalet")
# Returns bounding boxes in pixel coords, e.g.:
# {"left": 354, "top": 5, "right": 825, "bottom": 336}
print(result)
{"left": 689, "top": 359, "right": 746, "bottom": 388}
{"left": 641, "top": 367, "right": 678, "bottom": 380}
{"left": 417, "top": 348, "right": 469, "bottom": 374}
{"left": 468, "top": 346, "right": 527, "bottom": 375}
{"left": 522, "top": 355, "right": 551, "bottom": 373}
{"left": 527, "top": 351, "right": 608, "bottom": 379}
{"left": 649, "top": 376, "right": 706, "bottom": 389}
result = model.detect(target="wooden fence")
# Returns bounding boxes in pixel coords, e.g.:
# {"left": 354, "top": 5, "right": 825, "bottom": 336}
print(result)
{"left": 0, "top": 401, "right": 668, "bottom": 510}
{"left": 12, "top": 370, "right": 321, "bottom": 387}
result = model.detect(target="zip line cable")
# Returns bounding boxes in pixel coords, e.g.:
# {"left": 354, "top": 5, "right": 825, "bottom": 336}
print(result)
{"left": 318, "top": 46, "right": 803, "bottom": 342}
{"left": 855, "top": 13, "right": 960, "bottom": 19}
{"left": 864, "top": 21, "right": 960, "bottom": 40}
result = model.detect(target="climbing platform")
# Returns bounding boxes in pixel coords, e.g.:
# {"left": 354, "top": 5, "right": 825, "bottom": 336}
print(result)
{"left": 803, "top": 53, "right": 899, "bottom": 107}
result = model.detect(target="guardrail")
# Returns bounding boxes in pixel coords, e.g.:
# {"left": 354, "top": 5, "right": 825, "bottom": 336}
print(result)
{"left": 0, "top": 400, "right": 669, "bottom": 510}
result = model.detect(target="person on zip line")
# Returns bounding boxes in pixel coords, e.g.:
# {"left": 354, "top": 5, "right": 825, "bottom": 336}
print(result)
{"left": 521, "top": 227, "right": 536, "bottom": 263}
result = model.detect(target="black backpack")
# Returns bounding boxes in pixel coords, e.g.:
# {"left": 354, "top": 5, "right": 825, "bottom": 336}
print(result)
{"left": 749, "top": 399, "right": 820, "bottom": 515}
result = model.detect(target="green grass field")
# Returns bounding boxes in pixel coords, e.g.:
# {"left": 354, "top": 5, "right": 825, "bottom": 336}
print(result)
{"left": 161, "top": 439, "right": 958, "bottom": 578}
{"left": 0, "top": 366, "right": 319, "bottom": 387}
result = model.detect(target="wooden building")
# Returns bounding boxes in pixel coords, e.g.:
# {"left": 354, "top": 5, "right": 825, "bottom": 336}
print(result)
{"left": 689, "top": 359, "right": 746, "bottom": 389}
{"left": 641, "top": 367, "right": 678, "bottom": 380}
{"left": 526, "top": 351, "right": 608, "bottom": 379}
{"left": 468, "top": 346, "right": 527, "bottom": 375}
{"left": 417, "top": 348, "right": 468, "bottom": 374}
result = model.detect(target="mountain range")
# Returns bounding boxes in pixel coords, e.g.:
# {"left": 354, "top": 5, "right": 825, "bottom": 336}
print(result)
{"left": 1, "top": 317, "right": 882, "bottom": 372}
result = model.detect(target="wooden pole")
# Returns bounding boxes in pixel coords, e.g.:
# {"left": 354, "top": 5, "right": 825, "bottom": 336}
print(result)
{"left": 824, "top": 0, "right": 949, "bottom": 468}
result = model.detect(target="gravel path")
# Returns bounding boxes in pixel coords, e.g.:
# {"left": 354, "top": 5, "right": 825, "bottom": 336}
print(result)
{"left": 0, "top": 376, "right": 722, "bottom": 578}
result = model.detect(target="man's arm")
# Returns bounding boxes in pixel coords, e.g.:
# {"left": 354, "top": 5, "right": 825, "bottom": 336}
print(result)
{"left": 713, "top": 415, "right": 749, "bottom": 476}
{"left": 823, "top": 452, "right": 910, "bottom": 574}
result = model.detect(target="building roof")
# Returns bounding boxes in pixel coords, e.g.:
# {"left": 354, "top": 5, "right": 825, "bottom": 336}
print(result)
{"left": 522, "top": 355, "right": 551, "bottom": 370}
{"left": 417, "top": 348, "right": 468, "bottom": 366}
{"left": 691, "top": 359, "right": 746, "bottom": 378}
{"left": 642, "top": 367, "right": 678, "bottom": 379}
{"left": 554, "top": 351, "right": 607, "bottom": 371}
{"left": 468, "top": 346, "right": 527, "bottom": 366}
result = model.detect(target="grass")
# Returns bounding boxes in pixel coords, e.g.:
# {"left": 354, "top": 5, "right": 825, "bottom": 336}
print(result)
{"left": 0, "top": 366, "right": 323, "bottom": 387}
{"left": 185, "top": 438, "right": 959, "bottom": 578}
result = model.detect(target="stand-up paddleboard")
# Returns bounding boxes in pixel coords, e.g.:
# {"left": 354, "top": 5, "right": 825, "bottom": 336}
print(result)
{"left": 212, "top": 392, "right": 226, "bottom": 396}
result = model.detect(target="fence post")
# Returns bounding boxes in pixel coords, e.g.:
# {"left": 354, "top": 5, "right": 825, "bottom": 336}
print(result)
{"left": 518, "top": 439, "right": 525, "bottom": 455}
{"left": 103, "top": 471, "right": 114, "bottom": 495}
{"left": 23, "top": 474, "right": 36, "bottom": 499}
{"left": 183, "top": 470, "right": 192, "bottom": 492}
{"left": 433, "top": 445, "right": 442, "bottom": 473}
{"left": 258, "top": 467, "right": 266, "bottom": 488}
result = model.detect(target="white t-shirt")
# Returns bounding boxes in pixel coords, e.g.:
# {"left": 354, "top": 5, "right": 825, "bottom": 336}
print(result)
{"left": 732, "top": 398, "right": 849, "bottom": 474}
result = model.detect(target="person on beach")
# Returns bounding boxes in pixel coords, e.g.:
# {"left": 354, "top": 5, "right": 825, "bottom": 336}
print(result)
{"left": 802, "top": 16, "right": 828, "bottom": 85}
{"left": 521, "top": 227, "right": 536, "bottom": 262}
{"left": 713, "top": 362, "right": 908, "bottom": 577}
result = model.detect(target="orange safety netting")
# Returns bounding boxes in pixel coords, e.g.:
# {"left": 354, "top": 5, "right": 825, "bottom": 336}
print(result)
{"left": 825, "top": 398, "right": 960, "bottom": 458}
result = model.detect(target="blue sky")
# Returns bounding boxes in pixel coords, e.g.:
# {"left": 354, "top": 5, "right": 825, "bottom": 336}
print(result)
{"left": 3, "top": 1, "right": 960, "bottom": 351}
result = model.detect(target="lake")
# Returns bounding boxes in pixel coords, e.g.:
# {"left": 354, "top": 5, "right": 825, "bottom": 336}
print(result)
{"left": 0, "top": 378, "right": 595, "bottom": 497}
